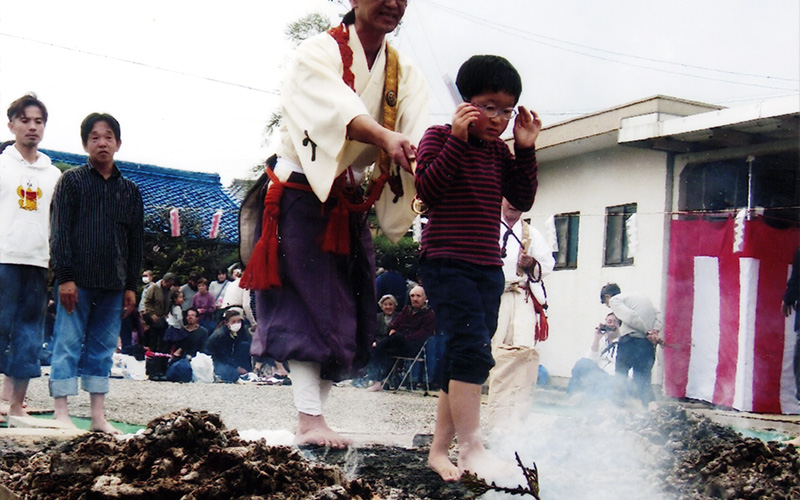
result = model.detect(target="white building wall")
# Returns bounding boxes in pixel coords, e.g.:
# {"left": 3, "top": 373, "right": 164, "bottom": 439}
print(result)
{"left": 525, "top": 146, "right": 670, "bottom": 378}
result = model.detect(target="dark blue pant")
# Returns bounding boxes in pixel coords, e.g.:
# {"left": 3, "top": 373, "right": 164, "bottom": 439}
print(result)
{"left": 419, "top": 259, "right": 504, "bottom": 392}
{"left": 615, "top": 335, "right": 655, "bottom": 405}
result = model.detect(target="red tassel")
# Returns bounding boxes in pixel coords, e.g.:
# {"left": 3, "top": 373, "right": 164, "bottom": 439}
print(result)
{"left": 533, "top": 298, "right": 549, "bottom": 342}
{"left": 321, "top": 199, "right": 350, "bottom": 255}
{"left": 241, "top": 172, "right": 285, "bottom": 291}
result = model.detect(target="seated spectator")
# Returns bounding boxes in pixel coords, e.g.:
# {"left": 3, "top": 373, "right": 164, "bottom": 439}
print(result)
{"left": 191, "top": 278, "right": 217, "bottom": 334}
{"left": 204, "top": 309, "right": 252, "bottom": 383}
{"left": 567, "top": 313, "right": 621, "bottom": 398}
{"left": 360, "top": 294, "right": 398, "bottom": 386}
{"left": 366, "top": 286, "right": 435, "bottom": 391}
{"left": 179, "top": 308, "right": 210, "bottom": 359}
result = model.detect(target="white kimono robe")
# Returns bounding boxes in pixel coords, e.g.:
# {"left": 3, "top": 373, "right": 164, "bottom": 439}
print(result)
{"left": 276, "top": 26, "right": 431, "bottom": 242}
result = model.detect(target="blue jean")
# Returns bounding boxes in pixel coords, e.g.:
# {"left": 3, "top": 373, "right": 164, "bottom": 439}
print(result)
{"left": 49, "top": 287, "right": 123, "bottom": 397}
{"left": 0, "top": 264, "right": 48, "bottom": 379}
{"left": 420, "top": 258, "right": 504, "bottom": 392}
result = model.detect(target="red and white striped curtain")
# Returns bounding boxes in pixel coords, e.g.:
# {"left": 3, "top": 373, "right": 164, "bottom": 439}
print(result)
{"left": 665, "top": 216, "right": 799, "bottom": 414}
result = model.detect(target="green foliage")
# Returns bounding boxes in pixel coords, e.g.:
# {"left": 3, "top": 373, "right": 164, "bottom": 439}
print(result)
{"left": 373, "top": 233, "right": 420, "bottom": 279}
{"left": 142, "top": 208, "right": 238, "bottom": 283}
{"left": 53, "top": 161, "right": 75, "bottom": 173}
{"left": 285, "top": 12, "right": 332, "bottom": 44}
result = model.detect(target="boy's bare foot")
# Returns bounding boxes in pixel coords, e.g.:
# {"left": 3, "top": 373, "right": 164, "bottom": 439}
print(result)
{"left": 295, "top": 413, "right": 351, "bottom": 449}
{"left": 91, "top": 419, "right": 121, "bottom": 434}
{"left": 428, "top": 452, "right": 461, "bottom": 481}
{"left": 365, "top": 381, "right": 383, "bottom": 392}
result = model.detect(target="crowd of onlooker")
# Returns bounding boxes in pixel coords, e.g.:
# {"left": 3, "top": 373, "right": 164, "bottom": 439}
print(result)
{"left": 110, "top": 266, "right": 287, "bottom": 385}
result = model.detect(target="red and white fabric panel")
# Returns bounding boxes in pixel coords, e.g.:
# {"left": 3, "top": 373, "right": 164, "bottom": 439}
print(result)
{"left": 664, "top": 216, "right": 799, "bottom": 414}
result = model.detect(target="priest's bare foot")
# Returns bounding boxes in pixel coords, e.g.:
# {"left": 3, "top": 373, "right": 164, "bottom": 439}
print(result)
{"left": 296, "top": 413, "right": 351, "bottom": 449}
{"left": 428, "top": 451, "right": 461, "bottom": 481}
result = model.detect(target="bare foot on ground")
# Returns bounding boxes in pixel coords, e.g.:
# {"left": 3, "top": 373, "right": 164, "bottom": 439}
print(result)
{"left": 365, "top": 381, "right": 383, "bottom": 392}
{"left": 91, "top": 418, "right": 121, "bottom": 434}
{"left": 296, "top": 413, "right": 351, "bottom": 449}
{"left": 53, "top": 413, "right": 80, "bottom": 429}
{"left": 428, "top": 452, "right": 461, "bottom": 482}
{"left": 8, "top": 404, "right": 28, "bottom": 418}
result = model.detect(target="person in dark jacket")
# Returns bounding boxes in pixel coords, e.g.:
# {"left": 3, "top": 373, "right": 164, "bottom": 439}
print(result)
{"left": 205, "top": 309, "right": 252, "bottom": 383}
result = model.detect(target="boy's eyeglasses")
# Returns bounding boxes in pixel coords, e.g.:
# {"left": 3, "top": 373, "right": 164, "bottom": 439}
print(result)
{"left": 472, "top": 104, "right": 517, "bottom": 120}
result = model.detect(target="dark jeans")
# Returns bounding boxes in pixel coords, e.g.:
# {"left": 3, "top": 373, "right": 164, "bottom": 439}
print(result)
{"left": 615, "top": 335, "right": 655, "bottom": 405}
{"left": 419, "top": 258, "right": 504, "bottom": 392}
{"left": 214, "top": 340, "right": 253, "bottom": 383}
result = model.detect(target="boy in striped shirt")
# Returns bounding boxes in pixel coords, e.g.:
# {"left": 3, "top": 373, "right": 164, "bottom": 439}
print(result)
{"left": 415, "top": 55, "right": 541, "bottom": 482}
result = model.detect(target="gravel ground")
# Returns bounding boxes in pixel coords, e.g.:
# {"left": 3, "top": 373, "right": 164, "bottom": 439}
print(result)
{"left": 22, "top": 372, "right": 440, "bottom": 444}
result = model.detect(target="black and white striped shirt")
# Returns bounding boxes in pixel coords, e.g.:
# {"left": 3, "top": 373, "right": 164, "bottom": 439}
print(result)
{"left": 50, "top": 163, "right": 143, "bottom": 291}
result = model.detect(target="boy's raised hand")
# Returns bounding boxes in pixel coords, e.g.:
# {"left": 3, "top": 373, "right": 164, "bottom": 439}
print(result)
{"left": 451, "top": 102, "right": 480, "bottom": 141}
{"left": 513, "top": 106, "right": 542, "bottom": 149}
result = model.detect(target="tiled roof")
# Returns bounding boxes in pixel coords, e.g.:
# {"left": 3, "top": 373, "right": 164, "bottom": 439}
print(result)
{"left": 42, "top": 149, "right": 240, "bottom": 244}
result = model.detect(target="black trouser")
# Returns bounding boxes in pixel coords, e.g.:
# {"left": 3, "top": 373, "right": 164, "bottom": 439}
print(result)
{"left": 615, "top": 335, "right": 655, "bottom": 405}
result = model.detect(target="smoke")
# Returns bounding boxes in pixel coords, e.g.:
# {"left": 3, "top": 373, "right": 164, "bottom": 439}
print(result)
{"left": 482, "top": 400, "right": 671, "bottom": 500}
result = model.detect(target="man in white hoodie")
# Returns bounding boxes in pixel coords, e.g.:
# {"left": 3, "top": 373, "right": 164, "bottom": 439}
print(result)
{"left": 0, "top": 94, "right": 61, "bottom": 421}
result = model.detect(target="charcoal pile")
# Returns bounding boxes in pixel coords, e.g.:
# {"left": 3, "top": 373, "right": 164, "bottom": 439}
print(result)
{"left": 632, "top": 405, "right": 800, "bottom": 500}
{"left": 0, "top": 409, "right": 373, "bottom": 500}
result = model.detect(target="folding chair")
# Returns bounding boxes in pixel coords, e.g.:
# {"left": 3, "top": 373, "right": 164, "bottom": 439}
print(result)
{"left": 381, "top": 337, "right": 431, "bottom": 395}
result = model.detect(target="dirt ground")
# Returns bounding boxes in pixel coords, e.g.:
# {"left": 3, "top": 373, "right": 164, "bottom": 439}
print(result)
{"left": 1, "top": 405, "right": 799, "bottom": 499}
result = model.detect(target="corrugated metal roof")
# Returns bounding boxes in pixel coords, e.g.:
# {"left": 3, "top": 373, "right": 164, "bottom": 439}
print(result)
{"left": 42, "top": 149, "right": 240, "bottom": 244}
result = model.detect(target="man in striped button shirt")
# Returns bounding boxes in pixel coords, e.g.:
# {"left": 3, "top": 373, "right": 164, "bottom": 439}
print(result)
{"left": 49, "top": 113, "right": 143, "bottom": 433}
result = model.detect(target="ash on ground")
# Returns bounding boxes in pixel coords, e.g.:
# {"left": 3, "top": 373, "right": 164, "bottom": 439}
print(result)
{"left": 0, "top": 406, "right": 798, "bottom": 499}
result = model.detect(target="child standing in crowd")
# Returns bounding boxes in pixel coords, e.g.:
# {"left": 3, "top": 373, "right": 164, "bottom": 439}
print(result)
{"left": 414, "top": 55, "right": 541, "bottom": 482}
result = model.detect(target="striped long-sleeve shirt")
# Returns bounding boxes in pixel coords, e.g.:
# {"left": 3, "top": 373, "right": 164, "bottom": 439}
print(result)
{"left": 50, "top": 163, "right": 143, "bottom": 291}
{"left": 415, "top": 125, "right": 538, "bottom": 267}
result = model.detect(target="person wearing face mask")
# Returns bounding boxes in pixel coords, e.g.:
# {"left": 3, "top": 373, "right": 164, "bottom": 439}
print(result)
{"left": 138, "top": 270, "right": 154, "bottom": 314}
{"left": 204, "top": 309, "right": 252, "bottom": 383}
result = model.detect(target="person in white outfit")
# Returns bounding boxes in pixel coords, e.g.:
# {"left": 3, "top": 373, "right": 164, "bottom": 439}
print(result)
{"left": 0, "top": 94, "right": 61, "bottom": 422}
{"left": 487, "top": 198, "right": 555, "bottom": 428}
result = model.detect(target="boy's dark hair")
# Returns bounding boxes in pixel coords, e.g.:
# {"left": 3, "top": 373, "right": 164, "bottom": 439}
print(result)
{"left": 600, "top": 283, "right": 622, "bottom": 303}
{"left": 80, "top": 113, "right": 121, "bottom": 145}
{"left": 455, "top": 55, "right": 522, "bottom": 102}
{"left": 7, "top": 93, "right": 48, "bottom": 123}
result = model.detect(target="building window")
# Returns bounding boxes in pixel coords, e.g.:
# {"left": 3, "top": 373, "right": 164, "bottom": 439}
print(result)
{"left": 604, "top": 203, "right": 637, "bottom": 266}
{"left": 553, "top": 212, "right": 579, "bottom": 270}
{"left": 680, "top": 153, "right": 800, "bottom": 227}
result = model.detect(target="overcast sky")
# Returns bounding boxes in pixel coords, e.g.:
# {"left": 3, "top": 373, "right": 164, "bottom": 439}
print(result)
{"left": 1, "top": 0, "right": 797, "bottom": 185}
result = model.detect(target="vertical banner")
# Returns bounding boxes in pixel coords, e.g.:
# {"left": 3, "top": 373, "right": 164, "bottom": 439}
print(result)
{"left": 169, "top": 208, "right": 180, "bottom": 237}
{"left": 209, "top": 209, "right": 223, "bottom": 239}
{"left": 665, "top": 216, "right": 800, "bottom": 413}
